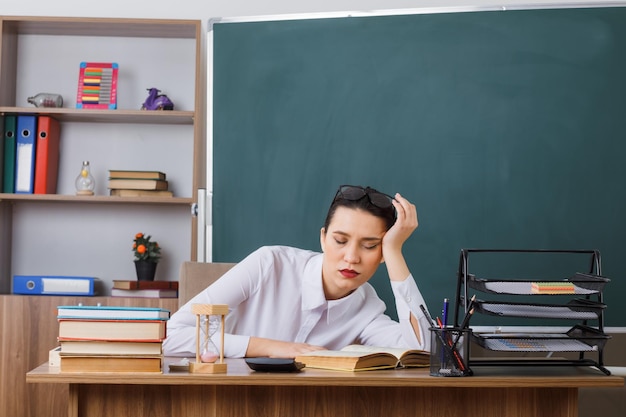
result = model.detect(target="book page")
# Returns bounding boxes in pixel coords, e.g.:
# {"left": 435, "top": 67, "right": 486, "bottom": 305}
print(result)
{"left": 298, "top": 348, "right": 393, "bottom": 359}
{"left": 339, "top": 344, "right": 410, "bottom": 359}
{"left": 340, "top": 345, "right": 429, "bottom": 367}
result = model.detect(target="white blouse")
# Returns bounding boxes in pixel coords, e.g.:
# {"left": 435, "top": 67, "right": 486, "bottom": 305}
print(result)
{"left": 163, "top": 245, "right": 432, "bottom": 358}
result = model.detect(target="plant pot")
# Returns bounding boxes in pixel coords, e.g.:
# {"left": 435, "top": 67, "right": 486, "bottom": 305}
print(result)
{"left": 135, "top": 260, "right": 158, "bottom": 281}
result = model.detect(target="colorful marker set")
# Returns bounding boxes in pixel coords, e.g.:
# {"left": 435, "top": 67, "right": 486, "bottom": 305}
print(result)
{"left": 76, "top": 62, "right": 118, "bottom": 109}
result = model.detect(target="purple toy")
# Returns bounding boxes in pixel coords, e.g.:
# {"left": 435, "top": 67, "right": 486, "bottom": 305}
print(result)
{"left": 141, "top": 88, "right": 174, "bottom": 110}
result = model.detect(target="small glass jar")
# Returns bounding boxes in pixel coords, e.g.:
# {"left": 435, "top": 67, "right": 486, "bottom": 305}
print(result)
{"left": 75, "top": 161, "right": 95, "bottom": 196}
{"left": 27, "top": 93, "right": 63, "bottom": 108}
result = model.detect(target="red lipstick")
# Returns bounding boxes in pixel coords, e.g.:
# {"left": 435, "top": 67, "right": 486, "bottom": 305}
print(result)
{"left": 340, "top": 269, "right": 358, "bottom": 278}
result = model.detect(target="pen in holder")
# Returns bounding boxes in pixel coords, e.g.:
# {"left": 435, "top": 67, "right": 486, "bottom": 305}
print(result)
{"left": 429, "top": 327, "right": 472, "bottom": 377}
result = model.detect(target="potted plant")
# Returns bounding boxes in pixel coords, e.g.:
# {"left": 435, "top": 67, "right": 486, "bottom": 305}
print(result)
{"left": 132, "top": 232, "right": 161, "bottom": 281}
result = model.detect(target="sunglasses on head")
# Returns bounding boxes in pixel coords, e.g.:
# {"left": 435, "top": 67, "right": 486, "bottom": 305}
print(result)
{"left": 333, "top": 185, "right": 395, "bottom": 210}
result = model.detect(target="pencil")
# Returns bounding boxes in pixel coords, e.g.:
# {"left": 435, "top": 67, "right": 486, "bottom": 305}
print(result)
{"left": 450, "top": 295, "right": 476, "bottom": 353}
{"left": 458, "top": 295, "right": 476, "bottom": 330}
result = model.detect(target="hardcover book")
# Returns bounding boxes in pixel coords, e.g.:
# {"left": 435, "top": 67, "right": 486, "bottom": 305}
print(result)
{"left": 58, "top": 319, "right": 167, "bottom": 342}
{"left": 111, "top": 288, "right": 178, "bottom": 298}
{"left": 108, "top": 170, "right": 166, "bottom": 180}
{"left": 110, "top": 189, "right": 173, "bottom": 197}
{"left": 295, "top": 344, "right": 429, "bottom": 371}
{"left": 59, "top": 340, "right": 163, "bottom": 356}
{"left": 107, "top": 178, "right": 168, "bottom": 191}
{"left": 57, "top": 305, "right": 170, "bottom": 320}
{"left": 113, "top": 280, "right": 178, "bottom": 290}
{"left": 59, "top": 355, "right": 162, "bottom": 373}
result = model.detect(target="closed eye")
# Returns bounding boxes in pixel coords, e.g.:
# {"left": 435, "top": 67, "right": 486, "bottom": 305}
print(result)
{"left": 363, "top": 242, "right": 380, "bottom": 250}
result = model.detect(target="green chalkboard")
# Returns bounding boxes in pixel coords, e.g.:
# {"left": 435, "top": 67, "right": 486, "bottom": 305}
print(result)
{"left": 211, "top": 7, "right": 626, "bottom": 326}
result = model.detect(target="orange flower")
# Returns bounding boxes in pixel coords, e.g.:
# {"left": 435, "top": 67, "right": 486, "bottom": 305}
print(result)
{"left": 132, "top": 232, "right": 161, "bottom": 262}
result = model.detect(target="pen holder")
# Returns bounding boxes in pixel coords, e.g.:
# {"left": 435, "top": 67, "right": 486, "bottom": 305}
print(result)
{"left": 429, "top": 327, "right": 472, "bottom": 377}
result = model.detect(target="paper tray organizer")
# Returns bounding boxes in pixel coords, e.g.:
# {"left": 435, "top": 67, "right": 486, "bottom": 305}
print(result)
{"left": 453, "top": 249, "right": 612, "bottom": 375}
{"left": 473, "top": 299, "right": 606, "bottom": 320}
{"left": 473, "top": 324, "right": 610, "bottom": 352}
{"left": 467, "top": 272, "right": 609, "bottom": 295}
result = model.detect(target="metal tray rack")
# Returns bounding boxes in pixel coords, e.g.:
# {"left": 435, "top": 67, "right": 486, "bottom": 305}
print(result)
{"left": 453, "top": 249, "right": 612, "bottom": 375}
{"left": 473, "top": 299, "right": 606, "bottom": 320}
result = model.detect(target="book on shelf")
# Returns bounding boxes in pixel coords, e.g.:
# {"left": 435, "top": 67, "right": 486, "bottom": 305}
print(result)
{"left": 57, "top": 305, "right": 170, "bottom": 320}
{"left": 58, "top": 319, "right": 167, "bottom": 342}
{"left": 108, "top": 170, "right": 166, "bottom": 180}
{"left": 59, "top": 355, "right": 162, "bottom": 373}
{"left": 111, "top": 288, "right": 178, "bottom": 298}
{"left": 59, "top": 340, "right": 163, "bottom": 356}
{"left": 113, "top": 280, "right": 179, "bottom": 290}
{"left": 107, "top": 178, "right": 168, "bottom": 191}
{"left": 295, "top": 344, "right": 430, "bottom": 371}
{"left": 110, "top": 189, "right": 173, "bottom": 197}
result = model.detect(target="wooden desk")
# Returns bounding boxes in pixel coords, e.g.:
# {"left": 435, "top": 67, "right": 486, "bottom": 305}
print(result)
{"left": 1, "top": 295, "right": 179, "bottom": 417}
{"left": 27, "top": 358, "right": 623, "bottom": 417}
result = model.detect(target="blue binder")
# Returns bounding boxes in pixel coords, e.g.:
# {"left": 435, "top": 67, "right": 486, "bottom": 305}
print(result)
{"left": 14, "top": 115, "right": 37, "bottom": 194}
{"left": 13, "top": 275, "right": 99, "bottom": 296}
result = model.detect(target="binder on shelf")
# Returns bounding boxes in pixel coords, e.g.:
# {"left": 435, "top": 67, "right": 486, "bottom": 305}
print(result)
{"left": 34, "top": 116, "right": 61, "bottom": 194}
{"left": 0, "top": 116, "right": 4, "bottom": 188}
{"left": 14, "top": 115, "right": 37, "bottom": 194}
{"left": 13, "top": 275, "right": 99, "bottom": 296}
{"left": 2, "top": 115, "right": 17, "bottom": 193}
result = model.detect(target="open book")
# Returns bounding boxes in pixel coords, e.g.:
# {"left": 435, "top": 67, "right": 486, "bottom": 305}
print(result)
{"left": 295, "top": 344, "right": 429, "bottom": 371}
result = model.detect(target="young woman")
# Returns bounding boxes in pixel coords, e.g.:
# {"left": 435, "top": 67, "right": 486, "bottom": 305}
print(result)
{"left": 163, "top": 185, "right": 432, "bottom": 358}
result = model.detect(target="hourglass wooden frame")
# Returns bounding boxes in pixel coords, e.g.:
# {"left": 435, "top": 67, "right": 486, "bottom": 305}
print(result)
{"left": 189, "top": 304, "right": 228, "bottom": 374}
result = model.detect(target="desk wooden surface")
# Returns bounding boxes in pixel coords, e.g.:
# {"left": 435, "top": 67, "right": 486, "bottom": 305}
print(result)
{"left": 26, "top": 358, "right": 624, "bottom": 417}
{"left": 27, "top": 357, "right": 624, "bottom": 387}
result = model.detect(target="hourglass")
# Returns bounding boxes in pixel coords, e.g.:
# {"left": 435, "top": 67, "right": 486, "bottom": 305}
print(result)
{"left": 189, "top": 304, "right": 228, "bottom": 373}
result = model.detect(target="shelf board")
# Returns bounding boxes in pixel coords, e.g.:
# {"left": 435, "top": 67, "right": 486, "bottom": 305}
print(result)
{"left": 0, "top": 193, "right": 194, "bottom": 205}
{"left": 0, "top": 107, "right": 195, "bottom": 124}
{"left": 2, "top": 16, "right": 199, "bottom": 39}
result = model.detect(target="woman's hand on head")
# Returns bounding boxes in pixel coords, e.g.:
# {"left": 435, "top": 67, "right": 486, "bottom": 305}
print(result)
{"left": 383, "top": 193, "right": 418, "bottom": 252}
{"left": 381, "top": 193, "right": 418, "bottom": 282}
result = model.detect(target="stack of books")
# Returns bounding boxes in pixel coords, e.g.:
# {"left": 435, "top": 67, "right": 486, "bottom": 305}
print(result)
{"left": 111, "top": 280, "right": 179, "bottom": 298}
{"left": 56, "top": 305, "right": 170, "bottom": 373}
{"left": 107, "top": 170, "right": 172, "bottom": 197}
